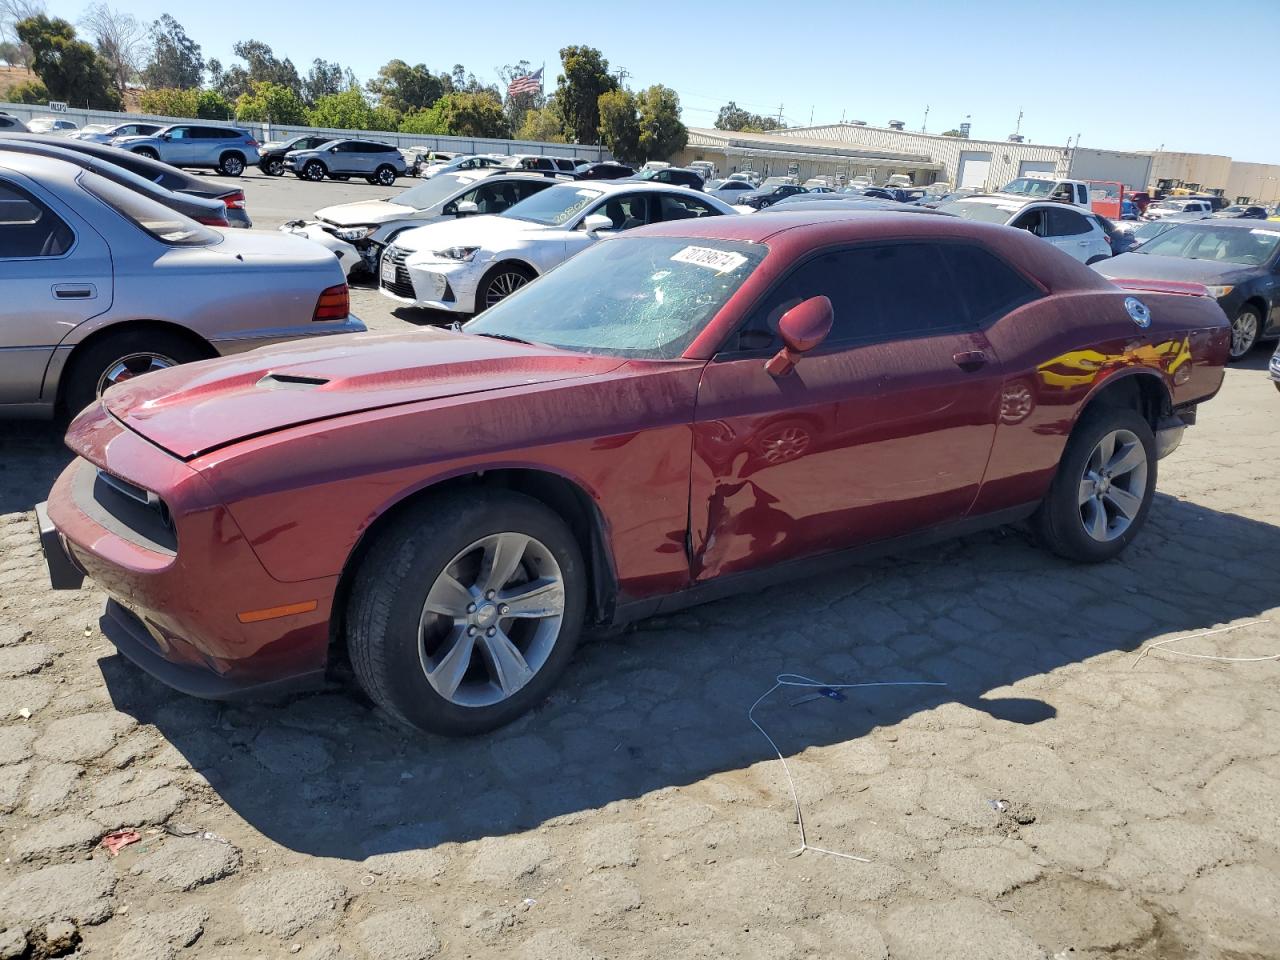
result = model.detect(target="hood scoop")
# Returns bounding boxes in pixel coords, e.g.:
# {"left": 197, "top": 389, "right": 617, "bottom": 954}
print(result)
{"left": 258, "top": 373, "right": 330, "bottom": 390}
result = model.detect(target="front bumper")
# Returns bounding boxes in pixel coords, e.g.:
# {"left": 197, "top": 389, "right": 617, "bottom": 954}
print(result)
{"left": 1270, "top": 346, "right": 1280, "bottom": 390}
{"left": 380, "top": 254, "right": 483, "bottom": 312}
{"left": 281, "top": 222, "right": 364, "bottom": 273}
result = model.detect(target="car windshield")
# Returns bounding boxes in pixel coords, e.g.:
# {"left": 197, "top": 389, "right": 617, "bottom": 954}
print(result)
{"left": 935, "top": 199, "right": 1019, "bottom": 224}
{"left": 502, "top": 184, "right": 604, "bottom": 225}
{"left": 80, "top": 171, "right": 220, "bottom": 246}
{"left": 1000, "top": 178, "right": 1055, "bottom": 197}
{"left": 1138, "top": 224, "right": 1280, "bottom": 265}
{"left": 465, "top": 237, "right": 767, "bottom": 359}
{"left": 1151, "top": 201, "right": 1184, "bottom": 211}
{"left": 1133, "top": 221, "right": 1170, "bottom": 240}
{"left": 393, "top": 173, "right": 484, "bottom": 210}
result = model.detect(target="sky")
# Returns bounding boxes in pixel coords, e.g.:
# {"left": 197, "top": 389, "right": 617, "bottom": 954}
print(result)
{"left": 72, "top": 0, "right": 1280, "bottom": 162}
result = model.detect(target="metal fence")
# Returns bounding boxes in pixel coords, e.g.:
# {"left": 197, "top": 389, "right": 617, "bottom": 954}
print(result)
{"left": 0, "top": 101, "right": 612, "bottom": 162}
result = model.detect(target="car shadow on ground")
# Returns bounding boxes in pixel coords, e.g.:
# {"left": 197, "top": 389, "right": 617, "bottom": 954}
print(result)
{"left": 0, "top": 423, "right": 71, "bottom": 515}
{"left": 102, "top": 490, "right": 1279, "bottom": 862}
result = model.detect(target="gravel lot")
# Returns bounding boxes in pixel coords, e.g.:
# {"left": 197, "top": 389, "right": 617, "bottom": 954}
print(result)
{"left": 1, "top": 172, "right": 1278, "bottom": 959}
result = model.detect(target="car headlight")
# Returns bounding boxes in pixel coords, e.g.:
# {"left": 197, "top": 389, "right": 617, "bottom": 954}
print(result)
{"left": 1204, "top": 285, "right": 1235, "bottom": 298}
{"left": 433, "top": 246, "right": 481, "bottom": 262}
{"left": 334, "top": 226, "right": 376, "bottom": 242}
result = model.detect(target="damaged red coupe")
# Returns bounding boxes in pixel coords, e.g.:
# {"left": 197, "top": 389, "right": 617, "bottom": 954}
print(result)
{"left": 40, "top": 212, "right": 1230, "bottom": 735}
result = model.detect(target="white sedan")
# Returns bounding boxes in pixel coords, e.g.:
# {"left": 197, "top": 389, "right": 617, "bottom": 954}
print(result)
{"left": 379, "top": 181, "right": 737, "bottom": 313}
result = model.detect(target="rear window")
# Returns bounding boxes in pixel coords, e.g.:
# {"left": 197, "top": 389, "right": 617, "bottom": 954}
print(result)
{"left": 80, "top": 171, "right": 221, "bottom": 246}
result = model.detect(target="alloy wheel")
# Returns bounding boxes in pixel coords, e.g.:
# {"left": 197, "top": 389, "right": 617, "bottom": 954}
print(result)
{"left": 96, "top": 352, "right": 177, "bottom": 396}
{"left": 305, "top": 162, "right": 324, "bottom": 182}
{"left": 377, "top": 167, "right": 395, "bottom": 186}
{"left": 266, "top": 159, "right": 284, "bottom": 176}
{"left": 485, "top": 271, "right": 529, "bottom": 308}
{"left": 1231, "top": 309, "right": 1259, "bottom": 359}
{"left": 417, "top": 532, "right": 565, "bottom": 708}
{"left": 1077, "top": 428, "right": 1148, "bottom": 542}
{"left": 222, "top": 156, "right": 244, "bottom": 176}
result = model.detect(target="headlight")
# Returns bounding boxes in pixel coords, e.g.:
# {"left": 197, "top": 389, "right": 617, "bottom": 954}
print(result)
{"left": 1204, "top": 285, "right": 1235, "bottom": 298}
{"left": 334, "top": 226, "right": 376, "bottom": 242}
{"left": 433, "top": 246, "right": 481, "bottom": 262}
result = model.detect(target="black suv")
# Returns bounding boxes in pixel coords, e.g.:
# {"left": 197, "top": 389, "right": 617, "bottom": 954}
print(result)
{"left": 259, "top": 135, "right": 335, "bottom": 177}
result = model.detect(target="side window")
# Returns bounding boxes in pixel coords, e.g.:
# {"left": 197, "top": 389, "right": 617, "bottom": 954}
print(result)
{"left": 592, "top": 194, "right": 651, "bottom": 231}
{"left": 1048, "top": 208, "right": 1092, "bottom": 236}
{"left": 1077, "top": 185, "right": 1087, "bottom": 205}
{"left": 658, "top": 194, "right": 719, "bottom": 220}
{"left": 168, "top": 127, "right": 189, "bottom": 140}
{"left": 939, "top": 244, "right": 1040, "bottom": 326}
{"left": 1010, "top": 209, "right": 1046, "bottom": 237}
{"left": 0, "top": 180, "right": 74, "bottom": 258}
{"left": 733, "top": 243, "right": 970, "bottom": 351}
{"left": 190, "top": 127, "right": 217, "bottom": 139}
{"left": 511, "top": 180, "right": 550, "bottom": 203}
{"left": 472, "top": 182, "right": 521, "bottom": 214}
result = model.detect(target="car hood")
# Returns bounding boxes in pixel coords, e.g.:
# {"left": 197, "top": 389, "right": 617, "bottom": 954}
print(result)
{"left": 315, "top": 199, "right": 413, "bottom": 226}
{"left": 112, "top": 135, "right": 151, "bottom": 145}
{"left": 1095, "top": 253, "right": 1260, "bottom": 285}
{"left": 101, "top": 328, "right": 625, "bottom": 460}
{"left": 393, "top": 215, "right": 548, "bottom": 252}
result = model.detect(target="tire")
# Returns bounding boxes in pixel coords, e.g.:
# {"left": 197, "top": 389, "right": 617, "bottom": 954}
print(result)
{"left": 374, "top": 165, "right": 396, "bottom": 186}
{"left": 303, "top": 160, "right": 327, "bottom": 182}
{"left": 1229, "top": 305, "right": 1261, "bottom": 361}
{"left": 262, "top": 158, "right": 285, "bottom": 177}
{"left": 346, "top": 489, "right": 586, "bottom": 736}
{"left": 132, "top": 147, "right": 159, "bottom": 160}
{"left": 476, "top": 263, "right": 535, "bottom": 312}
{"left": 61, "top": 328, "right": 208, "bottom": 421}
{"left": 217, "top": 152, "right": 245, "bottom": 177}
{"left": 1033, "top": 405, "right": 1157, "bottom": 563}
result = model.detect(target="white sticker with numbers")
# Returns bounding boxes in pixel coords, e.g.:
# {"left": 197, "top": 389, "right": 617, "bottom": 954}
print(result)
{"left": 671, "top": 245, "right": 748, "bottom": 273}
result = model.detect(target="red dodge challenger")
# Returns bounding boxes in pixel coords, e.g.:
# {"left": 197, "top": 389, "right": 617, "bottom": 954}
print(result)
{"left": 39, "top": 212, "right": 1230, "bottom": 735}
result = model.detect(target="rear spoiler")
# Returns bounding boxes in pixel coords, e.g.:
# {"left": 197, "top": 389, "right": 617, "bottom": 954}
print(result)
{"left": 1106, "top": 278, "right": 1212, "bottom": 298}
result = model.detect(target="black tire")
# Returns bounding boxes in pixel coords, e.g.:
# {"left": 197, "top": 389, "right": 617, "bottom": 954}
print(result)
{"left": 1229, "top": 305, "right": 1262, "bottom": 361}
{"left": 262, "top": 158, "right": 285, "bottom": 177}
{"left": 374, "top": 165, "right": 396, "bottom": 186}
{"left": 61, "top": 328, "right": 208, "bottom": 421}
{"left": 1033, "top": 404, "right": 1157, "bottom": 563}
{"left": 346, "top": 490, "right": 586, "bottom": 736}
{"left": 303, "top": 160, "right": 327, "bottom": 182}
{"left": 364, "top": 177, "right": 377, "bottom": 185}
{"left": 217, "top": 152, "right": 245, "bottom": 177}
{"left": 476, "top": 263, "right": 535, "bottom": 312}
{"left": 132, "top": 147, "right": 159, "bottom": 160}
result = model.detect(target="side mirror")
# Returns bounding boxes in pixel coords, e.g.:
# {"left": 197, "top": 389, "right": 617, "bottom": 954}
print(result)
{"left": 329, "top": 146, "right": 339, "bottom": 153}
{"left": 582, "top": 213, "right": 614, "bottom": 235}
{"left": 765, "top": 296, "right": 833, "bottom": 377}
{"left": 160, "top": 133, "right": 171, "bottom": 141}
{"left": 455, "top": 201, "right": 479, "bottom": 216}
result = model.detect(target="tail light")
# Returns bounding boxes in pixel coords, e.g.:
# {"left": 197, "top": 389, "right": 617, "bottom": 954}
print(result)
{"left": 312, "top": 283, "right": 349, "bottom": 321}
{"left": 245, "top": 138, "right": 259, "bottom": 147}
{"left": 196, "top": 213, "right": 230, "bottom": 227}
{"left": 221, "top": 190, "right": 246, "bottom": 210}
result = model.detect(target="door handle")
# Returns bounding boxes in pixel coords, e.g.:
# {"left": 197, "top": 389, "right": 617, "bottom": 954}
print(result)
{"left": 952, "top": 350, "right": 988, "bottom": 370}
{"left": 53, "top": 284, "right": 96, "bottom": 300}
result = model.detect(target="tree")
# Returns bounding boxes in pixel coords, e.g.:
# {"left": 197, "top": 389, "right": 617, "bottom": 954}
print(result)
{"left": 306, "top": 88, "right": 377, "bottom": 129}
{"left": 234, "top": 80, "right": 305, "bottom": 124}
{"left": 399, "top": 105, "right": 448, "bottom": 135}
{"left": 143, "top": 13, "right": 201, "bottom": 89}
{"left": 139, "top": 86, "right": 197, "bottom": 117}
{"left": 0, "top": 39, "right": 21, "bottom": 65}
{"left": 17, "top": 14, "right": 121, "bottom": 108}
{"left": 940, "top": 128, "right": 962, "bottom": 137}
{"left": 79, "top": 3, "right": 145, "bottom": 94}
{"left": 195, "top": 89, "right": 231, "bottom": 119}
{"left": 433, "top": 90, "right": 510, "bottom": 138}
{"left": 515, "top": 104, "right": 566, "bottom": 143}
{"left": 636, "top": 84, "right": 687, "bottom": 162}
{"left": 302, "top": 58, "right": 353, "bottom": 106}
{"left": 597, "top": 88, "right": 639, "bottom": 160}
{"left": 714, "top": 100, "right": 783, "bottom": 133}
{"left": 0, "top": 0, "right": 43, "bottom": 68}
{"left": 366, "top": 59, "right": 446, "bottom": 115}
{"left": 554, "top": 45, "right": 617, "bottom": 145}
{"left": 448, "top": 63, "right": 494, "bottom": 96}
{"left": 7, "top": 77, "right": 46, "bottom": 102}
{"left": 216, "top": 39, "right": 299, "bottom": 101}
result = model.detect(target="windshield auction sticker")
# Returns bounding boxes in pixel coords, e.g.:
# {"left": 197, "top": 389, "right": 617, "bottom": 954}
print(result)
{"left": 671, "top": 246, "right": 748, "bottom": 273}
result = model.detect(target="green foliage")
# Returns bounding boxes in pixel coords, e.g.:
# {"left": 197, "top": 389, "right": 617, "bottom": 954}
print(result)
{"left": 305, "top": 88, "right": 378, "bottom": 130}
{"left": 303, "top": 58, "right": 354, "bottom": 106}
{"left": 8, "top": 78, "right": 48, "bottom": 103}
{"left": 217, "top": 40, "right": 300, "bottom": 101}
{"left": 368, "top": 105, "right": 401, "bottom": 131}
{"left": 234, "top": 80, "right": 305, "bottom": 124}
{"left": 714, "top": 100, "right": 784, "bottom": 133}
{"left": 0, "top": 40, "right": 24, "bottom": 68}
{"left": 143, "top": 14, "right": 202, "bottom": 89}
{"left": 399, "top": 105, "right": 448, "bottom": 135}
{"left": 366, "top": 59, "right": 446, "bottom": 115}
{"left": 555, "top": 45, "right": 617, "bottom": 145}
{"left": 434, "top": 90, "right": 510, "bottom": 138}
{"left": 195, "top": 89, "right": 232, "bottom": 120}
{"left": 940, "top": 129, "right": 962, "bottom": 137}
{"left": 636, "top": 84, "right": 687, "bottom": 162}
{"left": 596, "top": 88, "right": 638, "bottom": 161}
{"left": 139, "top": 86, "right": 197, "bottom": 117}
{"left": 16, "top": 14, "right": 121, "bottom": 109}
{"left": 515, "top": 104, "right": 566, "bottom": 143}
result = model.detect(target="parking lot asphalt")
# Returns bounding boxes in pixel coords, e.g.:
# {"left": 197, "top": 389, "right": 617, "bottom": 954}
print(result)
{"left": 1, "top": 173, "right": 1279, "bottom": 958}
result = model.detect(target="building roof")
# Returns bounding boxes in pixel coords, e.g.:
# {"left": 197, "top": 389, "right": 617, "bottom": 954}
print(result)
{"left": 687, "top": 127, "right": 942, "bottom": 170}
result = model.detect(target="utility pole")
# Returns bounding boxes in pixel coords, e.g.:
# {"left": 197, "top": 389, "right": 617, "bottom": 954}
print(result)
{"left": 922, "top": 104, "right": 929, "bottom": 132}
{"left": 776, "top": 103, "right": 785, "bottom": 127}
{"left": 615, "top": 67, "right": 630, "bottom": 85}
{"left": 809, "top": 105, "right": 814, "bottom": 126}
{"left": 1015, "top": 106, "right": 1023, "bottom": 136}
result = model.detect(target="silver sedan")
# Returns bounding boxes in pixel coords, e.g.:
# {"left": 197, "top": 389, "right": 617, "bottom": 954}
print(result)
{"left": 0, "top": 152, "right": 364, "bottom": 420}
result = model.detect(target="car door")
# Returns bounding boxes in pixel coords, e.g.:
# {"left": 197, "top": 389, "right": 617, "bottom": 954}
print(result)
{"left": 688, "top": 240, "right": 1008, "bottom": 581}
{"left": 0, "top": 176, "right": 113, "bottom": 407}
{"left": 160, "top": 126, "right": 197, "bottom": 165}
{"left": 1045, "top": 207, "right": 1103, "bottom": 262}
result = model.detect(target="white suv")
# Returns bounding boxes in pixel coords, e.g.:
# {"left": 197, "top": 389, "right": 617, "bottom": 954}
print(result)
{"left": 936, "top": 196, "right": 1113, "bottom": 264}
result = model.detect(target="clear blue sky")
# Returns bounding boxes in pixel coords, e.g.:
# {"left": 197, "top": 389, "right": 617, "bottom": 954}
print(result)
{"left": 104, "top": 0, "right": 1279, "bottom": 162}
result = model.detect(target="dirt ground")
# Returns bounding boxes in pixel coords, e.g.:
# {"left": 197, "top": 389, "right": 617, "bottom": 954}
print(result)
{"left": 1, "top": 174, "right": 1279, "bottom": 958}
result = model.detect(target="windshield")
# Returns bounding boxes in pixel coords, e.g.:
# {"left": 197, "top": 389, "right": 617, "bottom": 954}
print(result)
{"left": 393, "top": 173, "right": 483, "bottom": 211}
{"left": 1001, "top": 178, "right": 1055, "bottom": 197}
{"left": 1152, "top": 201, "right": 1185, "bottom": 211}
{"left": 80, "top": 171, "right": 220, "bottom": 246}
{"left": 936, "top": 199, "right": 1018, "bottom": 224}
{"left": 1133, "top": 221, "right": 1170, "bottom": 241}
{"left": 1139, "top": 224, "right": 1280, "bottom": 265}
{"left": 502, "top": 184, "right": 604, "bottom": 225}
{"left": 466, "top": 237, "right": 767, "bottom": 359}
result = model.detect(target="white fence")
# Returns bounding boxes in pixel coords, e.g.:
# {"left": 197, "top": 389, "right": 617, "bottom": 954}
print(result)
{"left": 0, "top": 101, "right": 612, "bottom": 162}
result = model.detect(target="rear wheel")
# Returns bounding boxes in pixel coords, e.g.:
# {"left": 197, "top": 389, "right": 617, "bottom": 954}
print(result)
{"left": 375, "top": 165, "right": 397, "bottom": 186}
{"left": 217, "top": 152, "right": 245, "bottom": 177}
{"left": 62, "top": 329, "right": 208, "bottom": 421}
{"left": 1033, "top": 405, "right": 1156, "bottom": 563}
{"left": 346, "top": 490, "right": 586, "bottom": 736}
{"left": 263, "top": 158, "right": 285, "bottom": 177}
{"left": 303, "top": 160, "right": 326, "bottom": 182}
{"left": 1229, "top": 305, "right": 1261, "bottom": 360}
{"left": 477, "top": 263, "right": 534, "bottom": 312}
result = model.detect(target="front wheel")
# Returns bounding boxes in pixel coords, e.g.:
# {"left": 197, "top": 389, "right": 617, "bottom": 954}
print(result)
{"left": 132, "top": 147, "right": 159, "bottom": 161}
{"left": 477, "top": 263, "right": 534, "bottom": 312}
{"left": 346, "top": 490, "right": 586, "bottom": 736}
{"left": 262, "top": 159, "right": 285, "bottom": 177}
{"left": 303, "top": 160, "right": 326, "bottom": 182}
{"left": 1229, "top": 305, "right": 1261, "bottom": 361}
{"left": 1033, "top": 405, "right": 1156, "bottom": 563}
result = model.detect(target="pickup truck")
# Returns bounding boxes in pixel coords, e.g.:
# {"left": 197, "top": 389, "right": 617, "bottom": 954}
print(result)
{"left": 999, "top": 176, "right": 1093, "bottom": 208}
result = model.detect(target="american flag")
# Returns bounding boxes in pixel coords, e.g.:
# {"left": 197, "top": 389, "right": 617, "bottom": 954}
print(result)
{"left": 506, "top": 67, "right": 543, "bottom": 98}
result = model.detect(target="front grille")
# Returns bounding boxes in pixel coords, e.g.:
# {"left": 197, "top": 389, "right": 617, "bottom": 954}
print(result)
{"left": 379, "top": 246, "right": 417, "bottom": 300}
